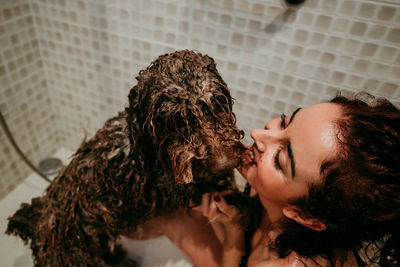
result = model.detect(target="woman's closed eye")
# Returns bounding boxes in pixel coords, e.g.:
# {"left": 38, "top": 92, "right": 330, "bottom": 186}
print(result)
{"left": 277, "top": 113, "right": 288, "bottom": 172}
{"left": 274, "top": 148, "right": 283, "bottom": 171}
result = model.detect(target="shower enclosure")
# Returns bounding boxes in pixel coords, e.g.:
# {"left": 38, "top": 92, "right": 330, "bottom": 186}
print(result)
{"left": 0, "top": 0, "right": 399, "bottom": 266}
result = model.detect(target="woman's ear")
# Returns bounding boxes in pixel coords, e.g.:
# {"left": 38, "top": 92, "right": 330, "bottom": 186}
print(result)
{"left": 282, "top": 205, "right": 326, "bottom": 231}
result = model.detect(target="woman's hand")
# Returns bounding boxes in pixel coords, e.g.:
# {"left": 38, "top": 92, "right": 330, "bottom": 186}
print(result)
{"left": 196, "top": 192, "right": 246, "bottom": 267}
{"left": 203, "top": 191, "right": 246, "bottom": 265}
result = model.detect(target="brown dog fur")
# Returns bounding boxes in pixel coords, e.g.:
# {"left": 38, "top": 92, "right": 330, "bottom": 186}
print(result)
{"left": 6, "top": 50, "right": 248, "bottom": 266}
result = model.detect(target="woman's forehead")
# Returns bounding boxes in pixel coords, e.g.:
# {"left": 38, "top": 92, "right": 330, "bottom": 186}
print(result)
{"left": 289, "top": 103, "right": 342, "bottom": 182}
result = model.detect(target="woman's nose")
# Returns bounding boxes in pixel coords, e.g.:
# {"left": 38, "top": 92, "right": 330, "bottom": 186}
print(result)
{"left": 251, "top": 118, "right": 283, "bottom": 152}
{"left": 250, "top": 129, "right": 268, "bottom": 152}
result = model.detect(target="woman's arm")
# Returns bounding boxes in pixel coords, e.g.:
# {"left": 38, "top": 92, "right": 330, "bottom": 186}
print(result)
{"left": 201, "top": 192, "right": 246, "bottom": 267}
{"left": 161, "top": 209, "right": 223, "bottom": 267}
{"left": 221, "top": 228, "right": 245, "bottom": 267}
{"left": 162, "top": 192, "right": 246, "bottom": 267}
{"left": 159, "top": 192, "right": 246, "bottom": 267}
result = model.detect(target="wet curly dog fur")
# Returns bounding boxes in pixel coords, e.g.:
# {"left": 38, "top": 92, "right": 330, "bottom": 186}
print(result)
{"left": 6, "top": 50, "right": 248, "bottom": 266}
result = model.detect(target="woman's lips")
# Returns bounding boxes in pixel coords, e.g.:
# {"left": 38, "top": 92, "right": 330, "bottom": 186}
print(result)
{"left": 241, "top": 148, "right": 257, "bottom": 166}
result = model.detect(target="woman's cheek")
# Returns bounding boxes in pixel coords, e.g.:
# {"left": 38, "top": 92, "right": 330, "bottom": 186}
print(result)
{"left": 257, "top": 159, "right": 272, "bottom": 182}
{"left": 257, "top": 162, "right": 279, "bottom": 188}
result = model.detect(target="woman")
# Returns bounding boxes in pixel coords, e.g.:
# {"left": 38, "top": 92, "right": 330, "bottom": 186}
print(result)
{"left": 161, "top": 93, "right": 400, "bottom": 266}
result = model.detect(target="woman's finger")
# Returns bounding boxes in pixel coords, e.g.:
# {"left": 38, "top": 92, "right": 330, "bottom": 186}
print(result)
{"left": 208, "top": 195, "right": 221, "bottom": 220}
{"left": 212, "top": 194, "right": 240, "bottom": 219}
{"left": 217, "top": 204, "right": 239, "bottom": 221}
{"left": 198, "top": 193, "right": 211, "bottom": 217}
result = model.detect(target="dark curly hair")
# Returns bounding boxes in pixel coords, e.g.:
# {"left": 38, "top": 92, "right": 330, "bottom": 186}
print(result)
{"left": 272, "top": 93, "right": 400, "bottom": 266}
{"left": 6, "top": 50, "right": 246, "bottom": 266}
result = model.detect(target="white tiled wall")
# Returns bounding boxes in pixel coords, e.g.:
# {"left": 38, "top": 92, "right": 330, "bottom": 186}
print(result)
{"left": 0, "top": 0, "right": 399, "bottom": 199}
{"left": 0, "top": 0, "right": 58, "bottom": 198}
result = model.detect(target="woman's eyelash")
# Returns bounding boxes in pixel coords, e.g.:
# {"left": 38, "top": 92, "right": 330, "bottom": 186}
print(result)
{"left": 276, "top": 114, "right": 286, "bottom": 171}
{"left": 280, "top": 113, "right": 286, "bottom": 128}
{"left": 274, "top": 149, "right": 282, "bottom": 170}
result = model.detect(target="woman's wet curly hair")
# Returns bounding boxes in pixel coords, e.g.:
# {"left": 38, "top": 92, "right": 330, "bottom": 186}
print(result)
{"left": 272, "top": 93, "right": 400, "bottom": 266}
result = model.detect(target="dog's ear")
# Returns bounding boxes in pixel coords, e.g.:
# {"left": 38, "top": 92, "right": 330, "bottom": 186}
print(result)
{"left": 172, "top": 150, "right": 195, "bottom": 184}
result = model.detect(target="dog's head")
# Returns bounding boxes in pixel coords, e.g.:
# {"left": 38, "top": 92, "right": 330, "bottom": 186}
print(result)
{"left": 127, "top": 50, "right": 245, "bottom": 183}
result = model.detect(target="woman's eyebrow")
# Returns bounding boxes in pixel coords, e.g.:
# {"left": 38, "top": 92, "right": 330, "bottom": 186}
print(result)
{"left": 288, "top": 107, "right": 301, "bottom": 125}
{"left": 287, "top": 107, "right": 301, "bottom": 178}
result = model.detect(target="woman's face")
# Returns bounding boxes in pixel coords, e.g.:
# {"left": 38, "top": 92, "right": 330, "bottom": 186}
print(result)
{"left": 239, "top": 103, "right": 342, "bottom": 207}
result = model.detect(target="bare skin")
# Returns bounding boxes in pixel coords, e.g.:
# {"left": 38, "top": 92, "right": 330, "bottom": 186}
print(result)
{"left": 126, "top": 103, "right": 359, "bottom": 266}
{"left": 124, "top": 209, "right": 223, "bottom": 267}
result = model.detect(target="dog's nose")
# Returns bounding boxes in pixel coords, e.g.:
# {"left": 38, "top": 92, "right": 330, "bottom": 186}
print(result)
{"left": 209, "top": 151, "right": 241, "bottom": 175}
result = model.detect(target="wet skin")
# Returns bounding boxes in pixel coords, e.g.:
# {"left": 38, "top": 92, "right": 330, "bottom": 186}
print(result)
{"left": 238, "top": 103, "right": 342, "bottom": 220}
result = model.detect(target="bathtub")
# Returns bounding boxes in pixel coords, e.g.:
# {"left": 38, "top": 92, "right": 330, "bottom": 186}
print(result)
{"left": 0, "top": 148, "right": 192, "bottom": 267}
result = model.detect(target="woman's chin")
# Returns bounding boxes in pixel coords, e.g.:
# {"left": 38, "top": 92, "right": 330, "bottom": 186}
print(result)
{"left": 237, "top": 162, "right": 254, "bottom": 181}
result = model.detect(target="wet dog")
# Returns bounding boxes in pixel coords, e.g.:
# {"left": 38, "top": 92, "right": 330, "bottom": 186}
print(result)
{"left": 6, "top": 50, "right": 246, "bottom": 266}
